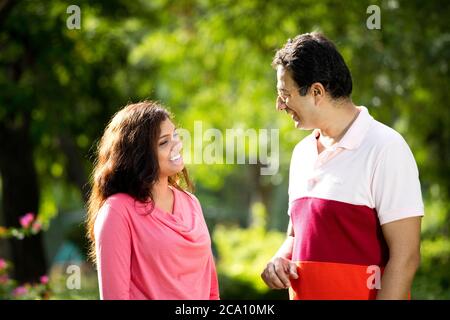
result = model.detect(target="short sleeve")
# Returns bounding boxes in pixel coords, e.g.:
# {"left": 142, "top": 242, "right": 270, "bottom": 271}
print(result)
{"left": 94, "top": 203, "right": 132, "bottom": 299}
{"left": 371, "top": 138, "right": 424, "bottom": 225}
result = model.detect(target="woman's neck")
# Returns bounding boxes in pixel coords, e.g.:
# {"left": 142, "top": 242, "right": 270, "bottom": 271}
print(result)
{"left": 150, "top": 177, "right": 175, "bottom": 214}
{"left": 152, "top": 177, "right": 171, "bottom": 199}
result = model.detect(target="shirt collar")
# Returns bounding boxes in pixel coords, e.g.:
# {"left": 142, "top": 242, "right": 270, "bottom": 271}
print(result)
{"left": 311, "top": 106, "right": 373, "bottom": 150}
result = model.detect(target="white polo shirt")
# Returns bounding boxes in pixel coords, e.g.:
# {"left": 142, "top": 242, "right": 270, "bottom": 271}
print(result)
{"left": 287, "top": 106, "right": 424, "bottom": 300}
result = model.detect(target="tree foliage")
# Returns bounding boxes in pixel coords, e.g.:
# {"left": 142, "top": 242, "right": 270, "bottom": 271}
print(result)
{"left": 0, "top": 0, "right": 448, "bottom": 297}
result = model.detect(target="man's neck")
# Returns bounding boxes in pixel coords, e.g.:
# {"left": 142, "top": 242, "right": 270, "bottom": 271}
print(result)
{"left": 317, "top": 101, "right": 359, "bottom": 148}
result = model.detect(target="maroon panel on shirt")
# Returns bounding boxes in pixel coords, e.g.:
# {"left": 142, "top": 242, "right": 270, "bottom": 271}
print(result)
{"left": 290, "top": 197, "right": 389, "bottom": 266}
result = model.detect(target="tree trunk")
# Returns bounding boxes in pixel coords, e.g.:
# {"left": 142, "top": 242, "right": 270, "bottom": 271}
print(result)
{"left": 58, "top": 133, "right": 90, "bottom": 203}
{"left": 248, "top": 164, "right": 274, "bottom": 228}
{"left": 0, "top": 114, "right": 47, "bottom": 283}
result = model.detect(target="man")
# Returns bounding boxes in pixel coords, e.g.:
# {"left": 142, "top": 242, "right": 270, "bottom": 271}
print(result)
{"left": 261, "top": 32, "right": 424, "bottom": 300}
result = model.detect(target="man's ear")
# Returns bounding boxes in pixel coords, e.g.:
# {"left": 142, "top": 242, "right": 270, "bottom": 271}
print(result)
{"left": 310, "top": 82, "right": 326, "bottom": 105}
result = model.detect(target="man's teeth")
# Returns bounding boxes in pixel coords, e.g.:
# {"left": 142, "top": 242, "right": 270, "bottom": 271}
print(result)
{"left": 170, "top": 154, "right": 181, "bottom": 161}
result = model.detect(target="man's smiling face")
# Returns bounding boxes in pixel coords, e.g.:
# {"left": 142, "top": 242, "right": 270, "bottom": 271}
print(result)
{"left": 276, "top": 65, "right": 317, "bottom": 130}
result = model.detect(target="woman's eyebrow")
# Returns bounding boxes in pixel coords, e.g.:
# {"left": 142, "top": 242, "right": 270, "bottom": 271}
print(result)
{"left": 159, "top": 127, "right": 177, "bottom": 140}
{"left": 159, "top": 134, "right": 170, "bottom": 140}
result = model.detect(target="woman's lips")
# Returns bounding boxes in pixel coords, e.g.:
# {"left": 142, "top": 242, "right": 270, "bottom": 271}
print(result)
{"left": 169, "top": 153, "right": 183, "bottom": 165}
{"left": 169, "top": 141, "right": 183, "bottom": 164}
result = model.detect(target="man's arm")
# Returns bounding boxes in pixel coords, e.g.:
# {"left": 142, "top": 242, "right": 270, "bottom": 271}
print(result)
{"left": 273, "top": 219, "right": 295, "bottom": 259}
{"left": 376, "top": 216, "right": 422, "bottom": 300}
{"left": 261, "top": 219, "right": 298, "bottom": 289}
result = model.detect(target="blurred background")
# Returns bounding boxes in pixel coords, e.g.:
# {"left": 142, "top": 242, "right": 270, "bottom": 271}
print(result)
{"left": 0, "top": 0, "right": 449, "bottom": 299}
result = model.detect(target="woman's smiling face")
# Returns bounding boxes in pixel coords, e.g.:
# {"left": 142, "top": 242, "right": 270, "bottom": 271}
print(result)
{"left": 157, "top": 118, "right": 184, "bottom": 178}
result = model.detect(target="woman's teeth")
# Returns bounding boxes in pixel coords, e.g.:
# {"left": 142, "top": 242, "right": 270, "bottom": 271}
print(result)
{"left": 170, "top": 154, "right": 181, "bottom": 161}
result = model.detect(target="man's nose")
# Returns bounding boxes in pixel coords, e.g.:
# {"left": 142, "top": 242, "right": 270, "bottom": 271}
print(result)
{"left": 276, "top": 96, "right": 287, "bottom": 111}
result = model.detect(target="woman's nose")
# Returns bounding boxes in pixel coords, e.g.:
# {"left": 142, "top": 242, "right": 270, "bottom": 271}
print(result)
{"left": 172, "top": 140, "right": 182, "bottom": 153}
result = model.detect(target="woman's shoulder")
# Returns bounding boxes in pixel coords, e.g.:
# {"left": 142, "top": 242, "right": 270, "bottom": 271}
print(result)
{"left": 94, "top": 193, "right": 137, "bottom": 236}
{"left": 173, "top": 188, "right": 202, "bottom": 210}
{"left": 101, "top": 193, "right": 138, "bottom": 217}
{"left": 105, "top": 192, "right": 135, "bottom": 206}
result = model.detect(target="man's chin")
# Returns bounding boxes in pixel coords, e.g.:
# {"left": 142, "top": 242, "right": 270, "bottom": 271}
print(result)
{"left": 295, "top": 121, "right": 313, "bottom": 130}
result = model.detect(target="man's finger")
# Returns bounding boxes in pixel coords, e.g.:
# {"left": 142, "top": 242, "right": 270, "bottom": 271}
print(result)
{"left": 274, "top": 262, "right": 291, "bottom": 288}
{"left": 268, "top": 264, "right": 288, "bottom": 289}
{"left": 289, "top": 263, "right": 299, "bottom": 279}
{"left": 261, "top": 264, "right": 280, "bottom": 289}
{"left": 261, "top": 267, "right": 273, "bottom": 287}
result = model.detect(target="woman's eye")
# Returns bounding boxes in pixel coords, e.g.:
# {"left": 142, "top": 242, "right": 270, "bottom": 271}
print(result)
{"left": 159, "top": 141, "right": 168, "bottom": 146}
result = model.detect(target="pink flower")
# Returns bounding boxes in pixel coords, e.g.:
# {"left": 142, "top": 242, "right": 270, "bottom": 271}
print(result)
{"left": 19, "top": 213, "right": 35, "bottom": 229}
{"left": 13, "top": 286, "right": 28, "bottom": 296}
{"left": 0, "top": 258, "right": 6, "bottom": 270}
{"left": 40, "top": 275, "right": 49, "bottom": 285}
{"left": 32, "top": 221, "right": 42, "bottom": 233}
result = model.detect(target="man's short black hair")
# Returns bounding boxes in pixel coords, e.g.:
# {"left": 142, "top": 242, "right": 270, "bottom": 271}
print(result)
{"left": 272, "top": 32, "right": 353, "bottom": 99}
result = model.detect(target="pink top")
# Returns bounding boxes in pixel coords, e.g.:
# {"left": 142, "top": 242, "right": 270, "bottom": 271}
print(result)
{"left": 94, "top": 187, "right": 220, "bottom": 300}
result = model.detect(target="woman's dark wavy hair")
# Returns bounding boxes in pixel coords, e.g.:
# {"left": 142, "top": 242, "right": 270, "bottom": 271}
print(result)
{"left": 86, "top": 100, "right": 193, "bottom": 263}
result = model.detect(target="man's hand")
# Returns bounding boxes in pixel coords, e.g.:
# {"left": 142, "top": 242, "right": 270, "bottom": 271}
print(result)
{"left": 261, "top": 256, "right": 298, "bottom": 289}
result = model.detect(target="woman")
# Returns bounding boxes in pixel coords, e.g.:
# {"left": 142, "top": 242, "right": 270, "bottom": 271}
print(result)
{"left": 86, "top": 101, "right": 219, "bottom": 300}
